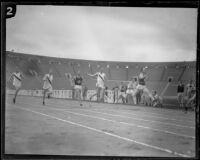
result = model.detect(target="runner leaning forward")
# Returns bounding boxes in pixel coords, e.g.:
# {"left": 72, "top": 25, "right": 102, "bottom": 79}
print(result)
{"left": 87, "top": 67, "right": 107, "bottom": 102}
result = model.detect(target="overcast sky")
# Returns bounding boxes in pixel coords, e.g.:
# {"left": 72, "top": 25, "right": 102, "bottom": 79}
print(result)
{"left": 6, "top": 5, "right": 197, "bottom": 62}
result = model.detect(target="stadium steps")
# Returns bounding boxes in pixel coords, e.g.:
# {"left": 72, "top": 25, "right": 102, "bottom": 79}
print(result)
{"left": 162, "top": 68, "right": 183, "bottom": 81}
{"left": 51, "top": 63, "right": 62, "bottom": 77}
{"left": 127, "top": 66, "right": 140, "bottom": 80}
{"left": 160, "top": 67, "right": 166, "bottom": 81}
{"left": 177, "top": 66, "right": 186, "bottom": 81}
{"left": 181, "top": 67, "right": 196, "bottom": 81}
{"left": 147, "top": 68, "right": 164, "bottom": 81}
{"left": 56, "top": 62, "right": 74, "bottom": 77}
{"left": 110, "top": 66, "right": 127, "bottom": 81}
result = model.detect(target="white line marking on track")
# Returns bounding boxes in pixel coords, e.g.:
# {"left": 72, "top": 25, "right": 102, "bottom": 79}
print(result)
{"left": 80, "top": 102, "right": 194, "bottom": 121}
{"left": 47, "top": 107, "right": 195, "bottom": 139}
{"left": 95, "top": 109, "right": 194, "bottom": 123}
{"left": 19, "top": 100, "right": 195, "bottom": 130}
{"left": 19, "top": 102, "right": 195, "bottom": 138}
{"left": 43, "top": 100, "right": 195, "bottom": 126}
{"left": 11, "top": 104, "right": 191, "bottom": 157}
{"left": 14, "top": 95, "right": 195, "bottom": 121}
{"left": 120, "top": 105, "right": 195, "bottom": 120}
{"left": 69, "top": 108, "right": 195, "bottom": 129}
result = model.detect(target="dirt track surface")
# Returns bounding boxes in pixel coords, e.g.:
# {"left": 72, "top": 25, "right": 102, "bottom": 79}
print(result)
{"left": 5, "top": 95, "right": 195, "bottom": 157}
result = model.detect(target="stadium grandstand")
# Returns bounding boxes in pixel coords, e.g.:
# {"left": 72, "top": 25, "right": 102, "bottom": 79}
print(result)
{"left": 6, "top": 51, "right": 196, "bottom": 107}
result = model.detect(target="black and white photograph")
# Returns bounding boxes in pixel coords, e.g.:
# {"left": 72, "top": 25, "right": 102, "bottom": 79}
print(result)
{"left": 3, "top": 3, "right": 198, "bottom": 158}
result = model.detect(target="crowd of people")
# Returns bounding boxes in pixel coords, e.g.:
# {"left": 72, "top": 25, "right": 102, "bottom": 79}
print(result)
{"left": 8, "top": 66, "right": 196, "bottom": 113}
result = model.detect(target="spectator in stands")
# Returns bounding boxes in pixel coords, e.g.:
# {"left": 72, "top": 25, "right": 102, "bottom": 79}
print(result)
{"left": 112, "top": 83, "right": 119, "bottom": 103}
{"left": 118, "top": 81, "right": 127, "bottom": 104}
{"left": 9, "top": 70, "right": 24, "bottom": 104}
{"left": 87, "top": 67, "right": 107, "bottom": 102}
{"left": 42, "top": 69, "right": 53, "bottom": 105}
{"left": 177, "top": 80, "right": 185, "bottom": 111}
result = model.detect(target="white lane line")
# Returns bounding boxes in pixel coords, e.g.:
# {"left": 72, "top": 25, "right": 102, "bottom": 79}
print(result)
{"left": 78, "top": 101, "right": 194, "bottom": 121}
{"left": 22, "top": 100, "right": 195, "bottom": 129}
{"left": 44, "top": 102, "right": 195, "bottom": 124}
{"left": 45, "top": 106, "right": 195, "bottom": 139}
{"left": 92, "top": 107, "right": 194, "bottom": 122}
{"left": 17, "top": 100, "right": 195, "bottom": 129}
{"left": 68, "top": 108, "right": 195, "bottom": 129}
{"left": 12, "top": 105, "right": 191, "bottom": 157}
{"left": 95, "top": 109, "right": 194, "bottom": 123}
{"left": 18, "top": 102, "right": 195, "bottom": 138}
{"left": 16, "top": 96, "right": 195, "bottom": 121}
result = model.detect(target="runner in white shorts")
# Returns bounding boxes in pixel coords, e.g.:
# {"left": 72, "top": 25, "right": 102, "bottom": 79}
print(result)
{"left": 9, "top": 70, "right": 24, "bottom": 104}
{"left": 42, "top": 69, "right": 53, "bottom": 105}
{"left": 87, "top": 67, "right": 107, "bottom": 102}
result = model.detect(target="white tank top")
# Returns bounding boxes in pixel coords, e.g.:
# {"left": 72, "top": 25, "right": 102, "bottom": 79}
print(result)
{"left": 13, "top": 72, "right": 21, "bottom": 84}
{"left": 43, "top": 74, "right": 53, "bottom": 86}
{"left": 97, "top": 72, "right": 105, "bottom": 84}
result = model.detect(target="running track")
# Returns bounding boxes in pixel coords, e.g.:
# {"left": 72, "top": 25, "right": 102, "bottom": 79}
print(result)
{"left": 5, "top": 95, "right": 196, "bottom": 157}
